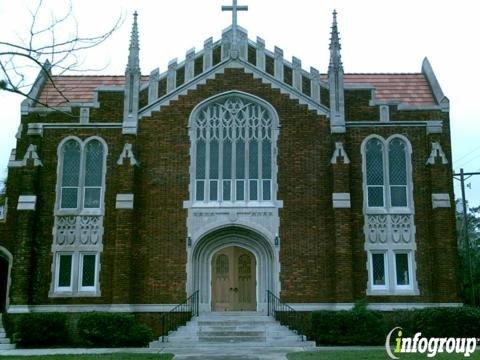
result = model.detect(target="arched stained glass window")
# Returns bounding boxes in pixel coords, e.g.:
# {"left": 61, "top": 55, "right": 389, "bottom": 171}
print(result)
{"left": 365, "top": 138, "right": 385, "bottom": 207}
{"left": 58, "top": 138, "right": 106, "bottom": 211}
{"left": 363, "top": 136, "right": 412, "bottom": 210}
{"left": 388, "top": 138, "right": 408, "bottom": 207}
{"left": 60, "top": 140, "right": 81, "bottom": 209}
{"left": 192, "top": 94, "right": 276, "bottom": 203}
{"left": 84, "top": 140, "right": 104, "bottom": 209}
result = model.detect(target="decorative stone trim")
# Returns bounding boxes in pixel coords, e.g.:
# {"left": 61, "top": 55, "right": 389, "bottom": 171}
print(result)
{"left": 274, "top": 47, "right": 284, "bottom": 81}
{"left": 203, "top": 37, "right": 213, "bottom": 71}
{"left": 148, "top": 68, "right": 160, "bottom": 104}
{"left": 27, "top": 123, "right": 43, "bottom": 136}
{"left": 426, "top": 121, "right": 442, "bottom": 134}
{"left": 8, "top": 145, "right": 43, "bottom": 168}
{"left": 432, "top": 193, "right": 451, "bottom": 208}
{"left": 185, "top": 48, "right": 196, "bottom": 82}
{"left": 117, "top": 143, "right": 138, "bottom": 166}
{"left": 426, "top": 142, "right": 448, "bottom": 165}
{"left": 7, "top": 304, "right": 179, "bottom": 313}
{"left": 310, "top": 67, "right": 321, "bottom": 104}
{"left": 292, "top": 57, "right": 302, "bottom": 91}
{"left": 167, "top": 58, "right": 178, "bottom": 93}
{"left": 79, "top": 107, "right": 90, "bottom": 124}
{"left": 17, "top": 195, "right": 37, "bottom": 211}
{"left": 422, "top": 57, "right": 449, "bottom": 112}
{"left": 0, "top": 198, "right": 7, "bottom": 222}
{"left": 256, "top": 37, "right": 265, "bottom": 71}
{"left": 332, "top": 193, "right": 351, "bottom": 208}
{"left": 330, "top": 142, "right": 350, "bottom": 164}
{"left": 116, "top": 194, "right": 134, "bottom": 209}
{"left": 379, "top": 105, "right": 390, "bottom": 122}
{"left": 15, "top": 124, "right": 23, "bottom": 139}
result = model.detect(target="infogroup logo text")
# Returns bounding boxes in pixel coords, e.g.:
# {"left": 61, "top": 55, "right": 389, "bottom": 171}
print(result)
{"left": 385, "top": 327, "right": 478, "bottom": 359}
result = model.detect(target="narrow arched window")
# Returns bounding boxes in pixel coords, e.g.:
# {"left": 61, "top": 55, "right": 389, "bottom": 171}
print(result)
{"left": 84, "top": 140, "right": 104, "bottom": 209}
{"left": 60, "top": 140, "right": 81, "bottom": 209}
{"left": 388, "top": 138, "right": 408, "bottom": 207}
{"left": 191, "top": 94, "right": 276, "bottom": 204}
{"left": 365, "top": 138, "right": 385, "bottom": 207}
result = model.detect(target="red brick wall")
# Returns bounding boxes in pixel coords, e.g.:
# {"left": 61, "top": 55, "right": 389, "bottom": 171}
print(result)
{"left": 0, "top": 67, "right": 460, "bottom": 307}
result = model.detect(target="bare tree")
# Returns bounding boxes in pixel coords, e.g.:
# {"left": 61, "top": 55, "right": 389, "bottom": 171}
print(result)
{"left": 0, "top": 0, "right": 123, "bottom": 110}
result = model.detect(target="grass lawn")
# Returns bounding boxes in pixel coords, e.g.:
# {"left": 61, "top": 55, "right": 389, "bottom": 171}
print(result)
{"left": 287, "top": 350, "right": 480, "bottom": 360}
{"left": 0, "top": 354, "right": 174, "bottom": 360}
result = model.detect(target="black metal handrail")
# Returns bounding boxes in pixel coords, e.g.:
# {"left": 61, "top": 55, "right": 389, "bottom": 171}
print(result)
{"left": 266, "top": 290, "right": 308, "bottom": 341}
{"left": 160, "top": 290, "right": 199, "bottom": 342}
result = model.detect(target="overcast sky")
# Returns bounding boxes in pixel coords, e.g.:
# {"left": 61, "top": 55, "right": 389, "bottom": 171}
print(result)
{"left": 1, "top": 0, "right": 479, "bottom": 206}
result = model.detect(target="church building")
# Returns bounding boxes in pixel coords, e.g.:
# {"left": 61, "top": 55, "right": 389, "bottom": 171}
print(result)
{"left": 0, "top": 3, "right": 460, "bottom": 325}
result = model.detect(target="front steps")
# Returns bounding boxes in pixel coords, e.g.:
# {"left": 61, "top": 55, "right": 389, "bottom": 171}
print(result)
{"left": 0, "top": 315, "right": 15, "bottom": 350}
{"left": 150, "top": 311, "right": 315, "bottom": 349}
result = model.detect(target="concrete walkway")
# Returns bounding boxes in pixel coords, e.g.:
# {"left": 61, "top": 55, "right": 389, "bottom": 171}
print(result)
{"left": 0, "top": 346, "right": 317, "bottom": 359}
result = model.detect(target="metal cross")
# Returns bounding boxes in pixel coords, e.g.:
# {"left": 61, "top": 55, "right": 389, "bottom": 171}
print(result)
{"left": 222, "top": 0, "right": 248, "bottom": 49}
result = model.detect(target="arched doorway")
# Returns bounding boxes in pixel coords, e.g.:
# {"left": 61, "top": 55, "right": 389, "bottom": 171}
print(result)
{"left": 189, "top": 226, "right": 279, "bottom": 313}
{"left": 212, "top": 246, "right": 256, "bottom": 311}
{"left": 0, "top": 247, "right": 12, "bottom": 313}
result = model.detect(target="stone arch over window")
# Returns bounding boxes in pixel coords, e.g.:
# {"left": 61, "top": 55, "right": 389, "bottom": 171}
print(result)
{"left": 189, "top": 91, "right": 280, "bottom": 205}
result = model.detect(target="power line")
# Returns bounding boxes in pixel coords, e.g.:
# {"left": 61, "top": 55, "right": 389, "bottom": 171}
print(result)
{"left": 453, "top": 144, "right": 480, "bottom": 165}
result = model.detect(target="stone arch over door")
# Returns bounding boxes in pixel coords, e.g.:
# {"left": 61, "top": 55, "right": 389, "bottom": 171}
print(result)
{"left": 189, "top": 226, "right": 278, "bottom": 313}
{"left": 0, "top": 246, "right": 12, "bottom": 312}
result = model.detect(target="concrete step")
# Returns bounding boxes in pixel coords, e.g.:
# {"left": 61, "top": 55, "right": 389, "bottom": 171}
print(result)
{"left": 151, "top": 340, "right": 316, "bottom": 348}
{"left": 0, "top": 338, "right": 11, "bottom": 344}
{"left": 199, "top": 336, "right": 266, "bottom": 343}
{"left": 0, "top": 343, "right": 15, "bottom": 350}
{"left": 199, "top": 331, "right": 265, "bottom": 337}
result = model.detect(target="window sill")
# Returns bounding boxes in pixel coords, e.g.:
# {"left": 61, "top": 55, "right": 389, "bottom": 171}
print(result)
{"left": 49, "top": 290, "right": 101, "bottom": 298}
{"left": 367, "top": 288, "right": 420, "bottom": 296}
{"left": 185, "top": 200, "right": 284, "bottom": 209}
{"left": 55, "top": 209, "right": 104, "bottom": 216}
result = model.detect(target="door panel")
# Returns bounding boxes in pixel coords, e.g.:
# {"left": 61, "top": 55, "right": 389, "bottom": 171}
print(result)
{"left": 212, "top": 246, "right": 256, "bottom": 311}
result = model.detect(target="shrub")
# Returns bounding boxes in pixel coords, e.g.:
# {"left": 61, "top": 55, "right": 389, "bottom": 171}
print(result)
{"left": 310, "top": 306, "right": 386, "bottom": 345}
{"left": 77, "top": 312, "right": 153, "bottom": 347}
{"left": 309, "top": 306, "right": 480, "bottom": 346}
{"left": 14, "top": 313, "right": 70, "bottom": 347}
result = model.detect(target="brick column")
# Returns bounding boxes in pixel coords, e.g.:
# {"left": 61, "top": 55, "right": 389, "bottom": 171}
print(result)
{"left": 112, "top": 141, "right": 138, "bottom": 304}
{"left": 427, "top": 140, "right": 458, "bottom": 302}
{"left": 330, "top": 141, "right": 354, "bottom": 302}
{"left": 9, "top": 146, "right": 41, "bottom": 305}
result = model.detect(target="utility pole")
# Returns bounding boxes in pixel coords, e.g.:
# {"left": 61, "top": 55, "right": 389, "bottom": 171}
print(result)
{"left": 453, "top": 169, "right": 480, "bottom": 305}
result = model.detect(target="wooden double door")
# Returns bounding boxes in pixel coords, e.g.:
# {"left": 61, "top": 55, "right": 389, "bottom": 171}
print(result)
{"left": 212, "top": 246, "right": 256, "bottom": 311}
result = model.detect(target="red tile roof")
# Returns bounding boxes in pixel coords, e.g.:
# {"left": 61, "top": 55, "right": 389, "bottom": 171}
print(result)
{"left": 342, "top": 74, "right": 435, "bottom": 105}
{"left": 36, "top": 73, "right": 436, "bottom": 107}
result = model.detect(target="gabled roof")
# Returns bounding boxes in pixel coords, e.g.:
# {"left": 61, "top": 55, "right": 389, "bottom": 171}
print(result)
{"left": 37, "top": 73, "right": 436, "bottom": 108}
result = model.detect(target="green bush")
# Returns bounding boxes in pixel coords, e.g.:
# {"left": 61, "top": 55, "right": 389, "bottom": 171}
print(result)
{"left": 77, "top": 312, "right": 153, "bottom": 347}
{"left": 310, "top": 305, "right": 386, "bottom": 345}
{"left": 14, "top": 313, "right": 70, "bottom": 347}
{"left": 309, "top": 306, "right": 480, "bottom": 346}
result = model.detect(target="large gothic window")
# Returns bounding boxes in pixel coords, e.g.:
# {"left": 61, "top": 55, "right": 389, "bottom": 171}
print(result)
{"left": 362, "top": 135, "right": 418, "bottom": 295}
{"left": 53, "top": 137, "right": 106, "bottom": 296}
{"left": 191, "top": 93, "right": 277, "bottom": 205}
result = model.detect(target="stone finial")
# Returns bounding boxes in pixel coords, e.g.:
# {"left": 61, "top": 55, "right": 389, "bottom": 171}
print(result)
{"left": 310, "top": 67, "right": 321, "bottom": 104}
{"left": 123, "top": 11, "right": 142, "bottom": 135}
{"left": 127, "top": 11, "right": 140, "bottom": 72}
{"left": 117, "top": 143, "right": 138, "bottom": 166}
{"left": 329, "top": 10, "right": 343, "bottom": 71}
{"left": 328, "top": 10, "right": 345, "bottom": 133}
